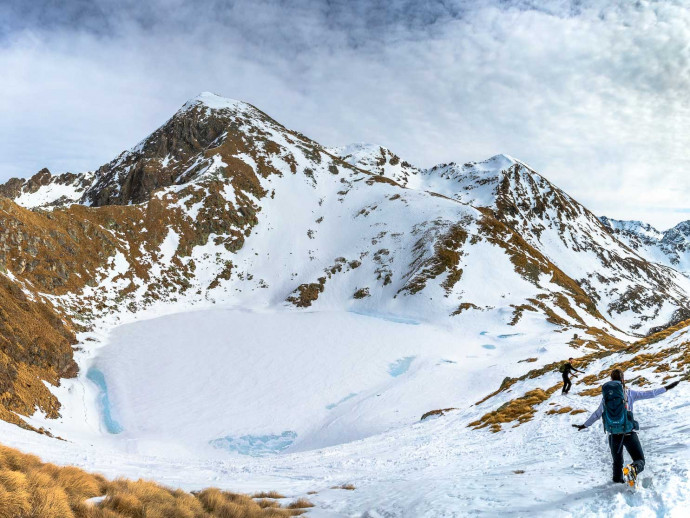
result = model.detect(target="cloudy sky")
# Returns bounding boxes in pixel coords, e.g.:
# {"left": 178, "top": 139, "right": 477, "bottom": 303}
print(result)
{"left": 1, "top": 0, "right": 689, "bottom": 228}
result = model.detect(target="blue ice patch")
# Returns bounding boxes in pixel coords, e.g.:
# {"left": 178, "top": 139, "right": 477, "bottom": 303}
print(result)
{"left": 482, "top": 344, "right": 496, "bottom": 350}
{"left": 210, "top": 431, "right": 297, "bottom": 456}
{"left": 480, "top": 331, "right": 489, "bottom": 336}
{"left": 326, "top": 393, "right": 358, "bottom": 410}
{"left": 497, "top": 333, "right": 523, "bottom": 339}
{"left": 388, "top": 356, "right": 416, "bottom": 377}
{"left": 86, "top": 367, "right": 123, "bottom": 434}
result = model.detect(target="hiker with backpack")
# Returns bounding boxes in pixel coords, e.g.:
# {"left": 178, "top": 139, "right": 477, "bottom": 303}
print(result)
{"left": 559, "top": 357, "right": 582, "bottom": 395}
{"left": 574, "top": 368, "right": 681, "bottom": 484}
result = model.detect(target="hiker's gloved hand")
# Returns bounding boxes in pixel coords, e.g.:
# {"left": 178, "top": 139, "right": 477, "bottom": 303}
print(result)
{"left": 575, "top": 425, "right": 586, "bottom": 431}
{"left": 665, "top": 380, "right": 680, "bottom": 391}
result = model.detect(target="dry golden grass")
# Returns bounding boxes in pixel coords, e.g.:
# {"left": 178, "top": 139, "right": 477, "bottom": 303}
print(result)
{"left": 545, "top": 406, "right": 573, "bottom": 415}
{"left": 330, "top": 484, "right": 355, "bottom": 491}
{"left": 576, "top": 386, "right": 602, "bottom": 397}
{"left": 287, "top": 498, "right": 314, "bottom": 509}
{"left": 467, "top": 320, "right": 690, "bottom": 432}
{"left": 252, "top": 491, "right": 285, "bottom": 499}
{"left": 469, "top": 385, "right": 560, "bottom": 432}
{"left": 0, "top": 443, "right": 307, "bottom": 517}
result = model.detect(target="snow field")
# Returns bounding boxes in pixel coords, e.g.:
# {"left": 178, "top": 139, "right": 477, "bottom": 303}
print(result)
{"left": 9, "top": 308, "right": 688, "bottom": 516}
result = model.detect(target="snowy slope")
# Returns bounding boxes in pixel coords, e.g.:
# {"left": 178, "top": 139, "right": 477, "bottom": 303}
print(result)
{"left": 325, "top": 143, "right": 422, "bottom": 188}
{"left": 7, "top": 309, "right": 690, "bottom": 517}
{"left": 328, "top": 147, "right": 690, "bottom": 334}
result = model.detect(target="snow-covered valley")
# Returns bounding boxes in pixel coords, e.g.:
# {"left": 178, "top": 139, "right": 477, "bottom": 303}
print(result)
{"left": 2, "top": 307, "right": 689, "bottom": 517}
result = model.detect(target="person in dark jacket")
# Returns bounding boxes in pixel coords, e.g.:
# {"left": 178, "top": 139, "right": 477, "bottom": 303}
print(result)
{"left": 561, "top": 357, "right": 582, "bottom": 395}
{"left": 574, "top": 368, "right": 680, "bottom": 483}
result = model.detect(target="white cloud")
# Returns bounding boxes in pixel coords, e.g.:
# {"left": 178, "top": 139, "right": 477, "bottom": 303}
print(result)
{"left": 1, "top": 0, "right": 689, "bottom": 228}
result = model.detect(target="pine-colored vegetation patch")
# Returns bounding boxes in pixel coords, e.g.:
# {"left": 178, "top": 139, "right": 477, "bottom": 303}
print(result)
{"left": 0, "top": 443, "right": 307, "bottom": 517}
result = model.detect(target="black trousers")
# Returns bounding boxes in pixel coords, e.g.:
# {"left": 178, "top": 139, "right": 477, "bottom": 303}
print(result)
{"left": 562, "top": 373, "right": 571, "bottom": 393}
{"left": 608, "top": 432, "right": 645, "bottom": 482}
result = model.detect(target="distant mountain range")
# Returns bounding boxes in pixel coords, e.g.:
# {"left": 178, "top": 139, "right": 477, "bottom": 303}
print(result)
{"left": 1, "top": 91, "right": 690, "bottom": 429}
{"left": 600, "top": 216, "right": 690, "bottom": 275}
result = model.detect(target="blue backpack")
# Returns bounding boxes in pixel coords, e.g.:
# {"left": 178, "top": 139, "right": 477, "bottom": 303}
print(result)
{"left": 601, "top": 381, "right": 635, "bottom": 434}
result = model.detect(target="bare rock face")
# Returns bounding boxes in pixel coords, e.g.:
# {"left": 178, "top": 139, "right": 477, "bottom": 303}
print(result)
{"left": 85, "top": 103, "right": 234, "bottom": 206}
{"left": 0, "top": 168, "right": 52, "bottom": 199}
{"left": 25, "top": 168, "right": 52, "bottom": 191}
{"left": 0, "top": 177, "right": 24, "bottom": 199}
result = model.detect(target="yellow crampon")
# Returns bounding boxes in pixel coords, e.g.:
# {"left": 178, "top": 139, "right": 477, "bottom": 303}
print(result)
{"left": 623, "top": 465, "right": 637, "bottom": 487}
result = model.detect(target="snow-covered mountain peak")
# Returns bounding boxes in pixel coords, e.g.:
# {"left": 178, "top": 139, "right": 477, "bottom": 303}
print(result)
{"left": 472, "top": 153, "right": 519, "bottom": 170}
{"left": 422, "top": 153, "right": 522, "bottom": 183}
{"left": 180, "top": 91, "right": 247, "bottom": 113}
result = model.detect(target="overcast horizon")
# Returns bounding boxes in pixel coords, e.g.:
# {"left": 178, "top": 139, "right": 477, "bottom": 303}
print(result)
{"left": 2, "top": 0, "right": 690, "bottom": 229}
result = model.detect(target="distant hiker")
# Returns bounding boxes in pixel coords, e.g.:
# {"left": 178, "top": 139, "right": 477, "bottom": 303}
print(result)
{"left": 559, "top": 357, "right": 582, "bottom": 395}
{"left": 574, "top": 368, "right": 680, "bottom": 484}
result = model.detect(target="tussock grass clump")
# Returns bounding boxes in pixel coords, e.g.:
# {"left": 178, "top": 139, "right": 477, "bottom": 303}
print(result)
{"left": 287, "top": 498, "right": 314, "bottom": 509}
{"left": 544, "top": 406, "right": 586, "bottom": 416}
{"left": 330, "top": 484, "right": 355, "bottom": 491}
{"left": 420, "top": 408, "right": 458, "bottom": 421}
{"left": 0, "top": 444, "right": 307, "bottom": 517}
{"left": 545, "top": 406, "right": 572, "bottom": 415}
